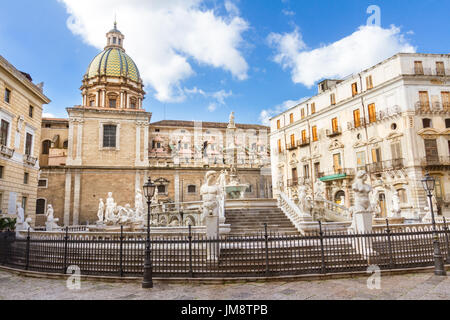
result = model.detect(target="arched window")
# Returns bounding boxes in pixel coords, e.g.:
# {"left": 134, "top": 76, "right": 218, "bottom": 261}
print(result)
{"left": 157, "top": 185, "right": 166, "bottom": 194}
{"left": 42, "top": 140, "right": 51, "bottom": 155}
{"left": 36, "top": 198, "right": 46, "bottom": 215}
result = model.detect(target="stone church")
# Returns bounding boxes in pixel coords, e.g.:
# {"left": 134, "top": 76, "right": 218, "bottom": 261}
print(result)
{"left": 36, "top": 24, "right": 272, "bottom": 226}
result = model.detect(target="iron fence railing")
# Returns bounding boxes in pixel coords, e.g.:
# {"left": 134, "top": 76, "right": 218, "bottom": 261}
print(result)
{"left": 1, "top": 222, "right": 449, "bottom": 278}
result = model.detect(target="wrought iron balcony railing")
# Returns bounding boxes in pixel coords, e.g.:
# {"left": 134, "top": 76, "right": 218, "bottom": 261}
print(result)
{"left": 421, "top": 156, "right": 450, "bottom": 167}
{"left": 286, "top": 142, "right": 298, "bottom": 151}
{"left": 415, "top": 101, "right": 450, "bottom": 114}
{"left": 326, "top": 127, "right": 342, "bottom": 137}
{"left": 297, "top": 138, "right": 310, "bottom": 148}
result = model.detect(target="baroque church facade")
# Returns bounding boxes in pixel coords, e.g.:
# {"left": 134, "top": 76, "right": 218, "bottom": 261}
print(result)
{"left": 36, "top": 24, "right": 272, "bottom": 226}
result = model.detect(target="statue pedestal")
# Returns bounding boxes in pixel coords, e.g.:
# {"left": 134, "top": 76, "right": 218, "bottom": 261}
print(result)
{"left": 350, "top": 211, "right": 374, "bottom": 259}
{"left": 205, "top": 215, "right": 219, "bottom": 260}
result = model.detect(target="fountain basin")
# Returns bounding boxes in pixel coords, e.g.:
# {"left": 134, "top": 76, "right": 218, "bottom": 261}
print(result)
{"left": 225, "top": 185, "right": 248, "bottom": 200}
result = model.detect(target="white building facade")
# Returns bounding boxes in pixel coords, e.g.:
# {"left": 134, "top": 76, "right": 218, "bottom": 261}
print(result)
{"left": 270, "top": 53, "right": 450, "bottom": 219}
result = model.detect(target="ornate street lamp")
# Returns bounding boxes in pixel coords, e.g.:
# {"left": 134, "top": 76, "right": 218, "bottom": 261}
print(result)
{"left": 421, "top": 173, "right": 446, "bottom": 276}
{"left": 142, "top": 177, "right": 156, "bottom": 288}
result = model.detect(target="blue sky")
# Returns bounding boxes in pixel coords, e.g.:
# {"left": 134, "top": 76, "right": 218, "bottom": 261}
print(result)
{"left": 0, "top": 0, "right": 449, "bottom": 125}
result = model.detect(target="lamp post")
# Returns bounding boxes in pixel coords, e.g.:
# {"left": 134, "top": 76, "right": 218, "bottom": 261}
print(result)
{"left": 421, "top": 173, "right": 447, "bottom": 276}
{"left": 142, "top": 177, "right": 156, "bottom": 288}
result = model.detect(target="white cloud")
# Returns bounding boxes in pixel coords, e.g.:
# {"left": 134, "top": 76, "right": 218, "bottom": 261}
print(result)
{"left": 42, "top": 112, "right": 56, "bottom": 118}
{"left": 208, "top": 103, "right": 218, "bottom": 112}
{"left": 184, "top": 87, "right": 232, "bottom": 111}
{"left": 282, "top": 9, "right": 295, "bottom": 16}
{"left": 224, "top": 0, "right": 240, "bottom": 16}
{"left": 59, "top": 0, "right": 249, "bottom": 102}
{"left": 268, "top": 25, "right": 416, "bottom": 87}
{"left": 212, "top": 89, "right": 232, "bottom": 105}
{"left": 259, "top": 97, "right": 308, "bottom": 125}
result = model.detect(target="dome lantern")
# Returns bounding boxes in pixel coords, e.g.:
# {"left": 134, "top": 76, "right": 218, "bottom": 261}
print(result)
{"left": 105, "top": 21, "right": 125, "bottom": 50}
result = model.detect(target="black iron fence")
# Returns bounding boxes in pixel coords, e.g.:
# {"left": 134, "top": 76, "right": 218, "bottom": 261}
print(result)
{"left": 1, "top": 222, "right": 449, "bottom": 278}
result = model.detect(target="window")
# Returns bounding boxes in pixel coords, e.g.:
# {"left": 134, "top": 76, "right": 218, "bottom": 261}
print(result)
{"left": 24, "top": 172, "right": 29, "bottom": 184}
{"left": 277, "top": 120, "right": 281, "bottom": 130}
{"left": 292, "top": 168, "right": 298, "bottom": 184}
{"left": 36, "top": 199, "right": 46, "bottom": 215}
{"left": 130, "top": 101, "right": 136, "bottom": 109}
{"left": 301, "top": 130, "right": 307, "bottom": 143}
{"left": 0, "top": 166, "right": 3, "bottom": 179}
{"left": 372, "top": 148, "right": 382, "bottom": 164}
{"left": 42, "top": 140, "right": 51, "bottom": 155}
{"left": 330, "top": 93, "right": 336, "bottom": 105}
{"left": 366, "top": 75, "right": 373, "bottom": 89}
{"left": 277, "top": 139, "right": 282, "bottom": 153}
{"left": 419, "top": 91, "right": 430, "bottom": 110}
{"left": 289, "top": 113, "right": 294, "bottom": 124}
{"left": 157, "top": 185, "right": 166, "bottom": 194}
{"left": 38, "top": 179, "right": 48, "bottom": 188}
{"left": 303, "top": 164, "right": 310, "bottom": 179}
{"left": 398, "top": 189, "right": 408, "bottom": 204}
{"left": 312, "top": 126, "right": 318, "bottom": 142}
{"left": 290, "top": 134, "right": 295, "bottom": 147}
{"left": 436, "top": 61, "right": 445, "bottom": 76}
{"left": 351, "top": 82, "right": 358, "bottom": 96}
{"left": 4, "top": 88, "right": 11, "bottom": 103}
{"left": 425, "top": 139, "right": 439, "bottom": 162}
{"left": 21, "top": 197, "right": 27, "bottom": 215}
{"left": 25, "top": 133, "right": 33, "bottom": 155}
{"left": 446, "top": 119, "right": 450, "bottom": 129}
{"left": 246, "top": 185, "right": 253, "bottom": 193}
{"left": 187, "top": 185, "right": 196, "bottom": 193}
{"left": 113, "top": 37, "right": 117, "bottom": 44}
{"left": 45, "top": 123, "right": 51, "bottom": 128}
{"left": 314, "top": 162, "right": 320, "bottom": 178}
{"left": 368, "top": 103, "right": 377, "bottom": 123}
{"left": 442, "top": 92, "right": 450, "bottom": 111}
{"left": 311, "top": 103, "right": 316, "bottom": 114}
{"left": 414, "top": 61, "right": 424, "bottom": 75}
{"left": 301, "top": 108, "right": 305, "bottom": 119}
{"left": 29, "top": 106, "right": 34, "bottom": 118}
{"left": 353, "top": 109, "right": 361, "bottom": 128}
{"left": 333, "top": 153, "right": 342, "bottom": 173}
{"left": 422, "top": 118, "right": 432, "bottom": 128}
{"left": 331, "top": 117, "right": 338, "bottom": 133}
{"left": 391, "top": 142, "right": 402, "bottom": 160}
{"left": 103, "top": 125, "right": 117, "bottom": 148}
{"left": 109, "top": 99, "right": 117, "bottom": 108}
{"left": 356, "top": 151, "right": 366, "bottom": 169}
{"left": 0, "top": 119, "right": 9, "bottom": 146}
{"left": 89, "top": 99, "right": 95, "bottom": 107}
{"left": 63, "top": 140, "right": 68, "bottom": 149}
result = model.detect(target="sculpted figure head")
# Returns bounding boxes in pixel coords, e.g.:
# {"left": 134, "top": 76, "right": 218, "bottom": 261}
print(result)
{"left": 205, "top": 171, "right": 216, "bottom": 184}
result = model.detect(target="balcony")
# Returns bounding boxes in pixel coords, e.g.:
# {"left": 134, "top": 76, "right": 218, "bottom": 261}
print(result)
{"left": 298, "top": 138, "right": 310, "bottom": 148}
{"left": 23, "top": 154, "right": 37, "bottom": 166}
{"left": 347, "top": 118, "right": 367, "bottom": 130}
{"left": 366, "top": 159, "right": 405, "bottom": 173}
{"left": 287, "top": 179, "right": 298, "bottom": 187}
{"left": 286, "top": 142, "right": 298, "bottom": 151}
{"left": 319, "top": 168, "right": 355, "bottom": 182}
{"left": 421, "top": 156, "right": 450, "bottom": 168}
{"left": 415, "top": 101, "right": 450, "bottom": 114}
{"left": 406, "top": 68, "right": 450, "bottom": 77}
{"left": 0, "top": 145, "right": 14, "bottom": 158}
{"left": 326, "top": 127, "right": 342, "bottom": 138}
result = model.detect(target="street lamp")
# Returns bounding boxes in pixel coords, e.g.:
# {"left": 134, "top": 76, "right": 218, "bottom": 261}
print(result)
{"left": 421, "top": 173, "right": 447, "bottom": 276}
{"left": 142, "top": 177, "right": 156, "bottom": 288}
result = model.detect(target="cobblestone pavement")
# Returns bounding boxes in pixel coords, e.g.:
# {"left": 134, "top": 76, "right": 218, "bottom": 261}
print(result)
{"left": 0, "top": 270, "right": 449, "bottom": 300}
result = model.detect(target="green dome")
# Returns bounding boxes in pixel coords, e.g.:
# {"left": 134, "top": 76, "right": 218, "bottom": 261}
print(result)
{"left": 86, "top": 48, "right": 141, "bottom": 83}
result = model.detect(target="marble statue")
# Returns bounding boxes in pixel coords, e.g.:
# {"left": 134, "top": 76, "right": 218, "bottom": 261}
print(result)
{"left": 369, "top": 190, "right": 381, "bottom": 217}
{"left": 23, "top": 217, "right": 33, "bottom": 232}
{"left": 314, "top": 180, "right": 326, "bottom": 200}
{"left": 135, "top": 189, "right": 145, "bottom": 221}
{"left": 218, "top": 170, "right": 228, "bottom": 191}
{"left": 97, "top": 199, "right": 105, "bottom": 223}
{"left": 105, "top": 192, "right": 118, "bottom": 224}
{"left": 45, "top": 205, "right": 60, "bottom": 231}
{"left": 390, "top": 191, "right": 401, "bottom": 218}
{"left": 297, "top": 185, "right": 311, "bottom": 214}
{"left": 16, "top": 203, "right": 24, "bottom": 224}
{"left": 228, "top": 111, "right": 236, "bottom": 128}
{"left": 118, "top": 204, "right": 134, "bottom": 224}
{"left": 200, "top": 171, "right": 221, "bottom": 222}
{"left": 351, "top": 171, "right": 373, "bottom": 214}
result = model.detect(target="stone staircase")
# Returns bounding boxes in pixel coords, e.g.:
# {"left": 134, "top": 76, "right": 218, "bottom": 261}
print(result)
{"left": 225, "top": 200, "right": 300, "bottom": 236}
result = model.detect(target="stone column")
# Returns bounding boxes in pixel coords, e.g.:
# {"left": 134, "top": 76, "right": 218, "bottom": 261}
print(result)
{"left": 73, "top": 171, "right": 81, "bottom": 225}
{"left": 63, "top": 171, "right": 72, "bottom": 226}
{"left": 67, "top": 120, "right": 74, "bottom": 161}
{"left": 101, "top": 90, "right": 106, "bottom": 107}
{"left": 174, "top": 172, "right": 180, "bottom": 204}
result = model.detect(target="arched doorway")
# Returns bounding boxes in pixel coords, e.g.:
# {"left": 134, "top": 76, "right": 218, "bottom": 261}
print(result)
{"left": 379, "top": 193, "right": 387, "bottom": 217}
{"left": 335, "top": 190, "right": 345, "bottom": 205}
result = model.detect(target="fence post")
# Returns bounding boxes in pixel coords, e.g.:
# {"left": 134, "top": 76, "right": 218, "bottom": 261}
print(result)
{"left": 63, "top": 226, "right": 68, "bottom": 274}
{"left": 386, "top": 219, "right": 395, "bottom": 269}
{"left": 264, "top": 223, "right": 270, "bottom": 277}
{"left": 120, "top": 225, "right": 124, "bottom": 277}
{"left": 443, "top": 217, "right": 450, "bottom": 263}
{"left": 318, "top": 221, "right": 326, "bottom": 274}
{"left": 25, "top": 228, "right": 30, "bottom": 270}
{"left": 188, "top": 225, "right": 193, "bottom": 278}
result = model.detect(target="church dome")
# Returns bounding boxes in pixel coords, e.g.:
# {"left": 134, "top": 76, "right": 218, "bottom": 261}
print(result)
{"left": 85, "top": 48, "right": 141, "bottom": 83}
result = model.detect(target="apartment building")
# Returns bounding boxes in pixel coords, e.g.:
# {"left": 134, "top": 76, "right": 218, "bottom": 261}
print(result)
{"left": 0, "top": 55, "right": 50, "bottom": 222}
{"left": 270, "top": 53, "right": 450, "bottom": 218}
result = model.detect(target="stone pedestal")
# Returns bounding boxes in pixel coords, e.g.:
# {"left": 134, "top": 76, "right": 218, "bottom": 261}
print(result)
{"left": 351, "top": 211, "right": 374, "bottom": 259}
{"left": 205, "top": 215, "right": 219, "bottom": 260}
